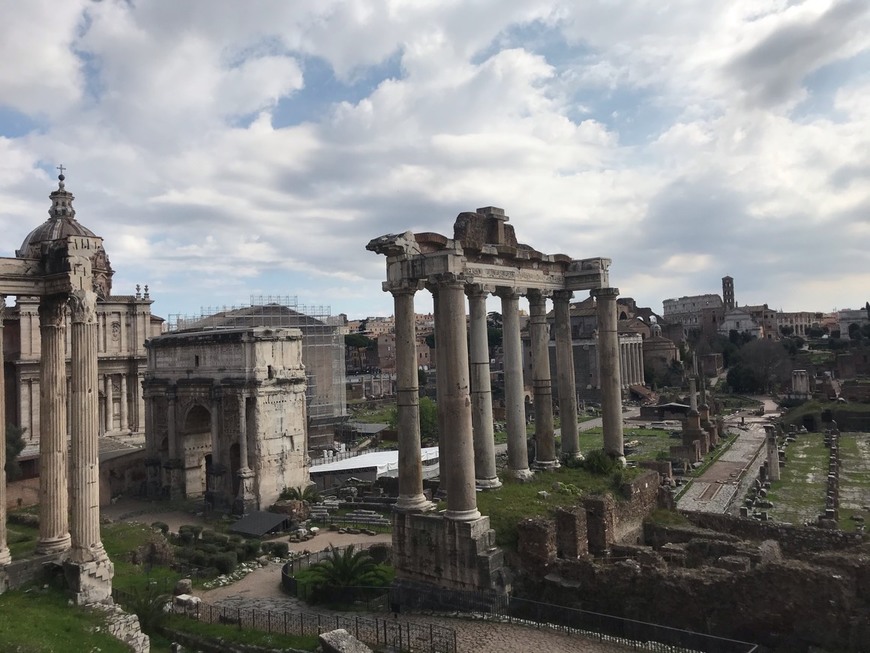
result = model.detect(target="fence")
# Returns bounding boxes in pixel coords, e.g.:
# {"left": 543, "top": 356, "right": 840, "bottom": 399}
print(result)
{"left": 388, "top": 585, "right": 759, "bottom": 653}
{"left": 113, "top": 587, "right": 457, "bottom": 653}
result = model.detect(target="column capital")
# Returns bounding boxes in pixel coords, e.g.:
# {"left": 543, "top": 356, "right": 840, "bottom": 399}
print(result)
{"left": 68, "top": 288, "right": 97, "bottom": 324}
{"left": 526, "top": 288, "right": 552, "bottom": 302}
{"left": 39, "top": 294, "right": 67, "bottom": 327}
{"left": 591, "top": 287, "right": 620, "bottom": 300}
{"left": 210, "top": 385, "right": 223, "bottom": 401}
{"left": 166, "top": 385, "right": 178, "bottom": 402}
{"left": 465, "top": 283, "right": 494, "bottom": 299}
{"left": 552, "top": 289, "right": 574, "bottom": 303}
{"left": 430, "top": 271, "right": 467, "bottom": 289}
{"left": 384, "top": 279, "right": 425, "bottom": 296}
{"left": 494, "top": 286, "right": 525, "bottom": 300}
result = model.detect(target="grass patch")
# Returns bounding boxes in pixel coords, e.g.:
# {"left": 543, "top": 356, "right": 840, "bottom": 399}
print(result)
{"left": 477, "top": 465, "right": 642, "bottom": 548}
{"left": 646, "top": 508, "right": 691, "bottom": 527}
{"left": 102, "top": 521, "right": 185, "bottom": 592}
{"left": 163, "top": 615, "right": 320, "bottom": 650}
{"left": 6, "top": 522, "right": 38, "bottom": 559}
{"left": 766, "top": 433, "right": 828, "bottom": 525}
{"left": 0, "top": 588, "right": 132, "bottom": 653}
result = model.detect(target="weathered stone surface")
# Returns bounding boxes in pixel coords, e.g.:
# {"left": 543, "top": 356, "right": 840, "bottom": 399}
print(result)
{"left": 269, "top": 499, "right": 310, "bottom": 522}
{"left": 318, "top": 628, "right": 373, "bottom": 653}
{"left": 173, "top": 578, "right": 193, "bottom": 595}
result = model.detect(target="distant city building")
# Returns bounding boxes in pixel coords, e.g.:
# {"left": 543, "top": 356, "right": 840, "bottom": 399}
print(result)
{"left": 662, "top": 293, "right": 723, "bottom": 330}
{"left": 775, "top": 311, "right": 823, "bottom": 337}
{"left": 722, "top": 276, "right": 735, "bottom": 311}
{"left": 718, "top": 307, "right": 764, "bottom": 339}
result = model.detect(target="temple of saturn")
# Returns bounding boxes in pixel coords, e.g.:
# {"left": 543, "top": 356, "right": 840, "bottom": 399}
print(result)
{"left": 0, "top": 173, "right": 113, "bottom": 603}
{"left": 367, "top": 207, "right": 623, "bottom": 595}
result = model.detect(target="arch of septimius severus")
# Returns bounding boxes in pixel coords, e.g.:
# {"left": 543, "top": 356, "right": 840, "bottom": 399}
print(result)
{"left": 368, "top": 207, "right": 623, "bottom": 597}
{"left": 0, "top": 173, "right": 112, "bottom": 604}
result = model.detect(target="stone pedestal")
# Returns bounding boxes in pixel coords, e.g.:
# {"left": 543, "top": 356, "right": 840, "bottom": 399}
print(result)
{"left": 144, "top": 458, "right": 162, "bottom": 499}
{"left": 234, "top": 468, "right": 256, "bottom": 516}
{"left": 392, "top": 511, "right": 509, "bottom": 598}
{"left": 64, "top": 556, "right": 115, "bottom": 605}
{"left": 765, "top": 425, "right": 781, "bottom": 482}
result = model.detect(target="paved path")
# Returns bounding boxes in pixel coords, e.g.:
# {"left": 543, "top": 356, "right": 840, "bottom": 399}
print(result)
{"left": 202, "top": 575, "right": 636, "bottom": 653}
{"left": 677, "top": 399, "right": 776, "bottom": 514}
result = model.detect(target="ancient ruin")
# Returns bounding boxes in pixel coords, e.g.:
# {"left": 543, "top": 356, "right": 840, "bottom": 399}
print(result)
{"left": 0, "top": 173, "right": 113, "bottom": 603}
{"left": 367, "top": 206, "right": 621, "bottom": 598}
{"left": 143, "top": 326, "right": 309, "bottom": 514}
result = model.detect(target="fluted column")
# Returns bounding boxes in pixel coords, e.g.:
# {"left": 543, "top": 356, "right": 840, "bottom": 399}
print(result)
{"left": 0, "top": 296, "right": 11, "bottom": 564}
{"left": 103, "top": 374, "right": 112, "bottom": 434}
{"left": 68, "top": 287, "right": 106, "bottom": 563}
{"left": 528, "top": 290, "right": 558, "bottom": 470}
{"left": 466, "top": 284, "right": 500, "bottom": 489}
{"left": 167, "top": 388, "right": 178, "bottom": 459}
{"left": 592, "top": 288, "right": 625, "bottom": 464}
{"left": 554, "top": 290, "right": 580, "bottom": 460}
{"left": 210, "top": 387, "right": 222, "bottom": 466}
{"left": 136, "top": 372, "right": 145, "bottom": 432}
{"left": 392, "top": 283, "right": 433, "bottom": 512}
{"left": 119, "top": 374, "right": 128, "bottom": 432}
{"left": 37, "top": 295, "right": 71, "bottom": 554}
{"left": 436, "top": 275, "right": 479, "bottom": 521}
{"left": 497, "top": 287, "right": 533, "bottom": 480}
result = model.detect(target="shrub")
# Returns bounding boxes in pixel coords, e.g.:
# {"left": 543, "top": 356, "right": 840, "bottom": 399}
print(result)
{"left": 270, "top": 542, "right": 289, "bottom": 558}
{"left": 243, "top": 540, "right": 261, "bottom": 560}
{"left": 211, "top": 551, "right": 238, "bottom": 575}
{"left": 151, "top": 521, "right": 169, "bottom": 535}
{"left": 191, "top": 550, "right": 209, "bottom": 567}
{"left": 200, "top": 543, "right": 219, "bottom": 555}
{"left": 583, "top": 449, "right": 617, "bottom": 475}
{"left": 200, "top": 530, "right": 216, "bottom": 542}
{"left": 176, "top": 531, "right": 195, "bottom": 546}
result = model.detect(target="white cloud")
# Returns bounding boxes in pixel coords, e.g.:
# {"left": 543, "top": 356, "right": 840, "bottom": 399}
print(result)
{"left": 0, "top": 0, "right": 868, "bottom": 319}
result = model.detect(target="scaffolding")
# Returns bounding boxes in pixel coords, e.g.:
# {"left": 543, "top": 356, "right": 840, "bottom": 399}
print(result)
{"left": 168, "top": 296, "right": 347, "bottom": 446}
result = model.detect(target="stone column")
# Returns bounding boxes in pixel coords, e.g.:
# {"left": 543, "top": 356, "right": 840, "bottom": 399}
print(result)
{"left": 136, "top": 372, "right": 145, "bottom": 432}
{"left": 592, "top": 288, "right": 624, "bottom": 464}
{"left": 765, "top": 424, "right": 780, "bottom": 482}
{"left": 497, "top": 288, "right": 533, "bottom": 480}
{"left": 208, "top": 386, "right": 225, "bottom": 510}
{"left": 392, "top": 283, "right": 433, "bottom": 511}
{"left": 688, "top": 376, "right": 698, "bottom": 411}
{"left": 429, "top": 284, "right": 450, "bottom": 495}
{"left": 528, "top": 290, "right": 558, "bottom": 470}
{"left": 436, "top": 275, "right": 480, "bottom": 521}
{"left": 119, "top": 374, "right": 128, "bottom": 433}
{"left": 619, "top": 339, "right": 627, "bottom": 388}
{"left": 103, "top": 374, "right": 112, "bottom": 434}
{"left": 166, "top": 387, "right": 184, "bottom": 500}
{"left": 553, "top": 290, "right": 581, "bottom": 460}
{"left": 466, "top": 284, "right": 500, "bottom": 489}
{"left": 37, "top": 295, "right": 71, "bottom": 554}
{"left": 0, "top": 296, "right": 11, "bottom": 565}
{"left": 68, "top": 288, "right": 107, "bottom": 564}
{"left": 234, "top": 393, "right": 255, "bottom": 514}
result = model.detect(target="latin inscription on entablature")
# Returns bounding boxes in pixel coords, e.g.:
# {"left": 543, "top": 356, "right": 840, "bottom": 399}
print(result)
{"left": 464, "top": 265, "right": 566, "bottom": 288}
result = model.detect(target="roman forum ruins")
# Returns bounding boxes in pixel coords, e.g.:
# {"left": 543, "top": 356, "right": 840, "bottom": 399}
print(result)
{"left": 0, "top": 173, "right": 113, "bottom": 603}
{"left": 368, "top": 206, "right": 623, "bottom": 594}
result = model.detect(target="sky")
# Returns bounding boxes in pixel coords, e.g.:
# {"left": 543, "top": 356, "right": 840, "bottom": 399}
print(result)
{"left": 1, "top": 0, "right": 869, "bottom": 324}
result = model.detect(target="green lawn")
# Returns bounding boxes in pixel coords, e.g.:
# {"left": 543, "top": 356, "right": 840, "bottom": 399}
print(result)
{"left": 766, "top": 433, "right": 828, "bottom": 526}
{"left": 836, "top": 433, "right": 870, "bottom": 532}
{"left": 0, "top": 589, "right": 132, "bottom": 653}
{"left": 477, "top": 465, "right": 642, "bottom": 548}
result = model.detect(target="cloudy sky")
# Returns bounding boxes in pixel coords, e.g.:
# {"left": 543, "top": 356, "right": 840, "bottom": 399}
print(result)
{"left": 1, "top": 0, "right": 868, "bottom": 323}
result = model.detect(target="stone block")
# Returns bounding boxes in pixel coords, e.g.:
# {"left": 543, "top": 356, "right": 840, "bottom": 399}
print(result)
{"left": 319, "top": 629, "right": 373, "bottom": 653}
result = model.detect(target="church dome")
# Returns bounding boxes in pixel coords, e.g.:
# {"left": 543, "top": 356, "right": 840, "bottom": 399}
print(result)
{"left": 16, "top": 172, "right": 114, "bottom": 299}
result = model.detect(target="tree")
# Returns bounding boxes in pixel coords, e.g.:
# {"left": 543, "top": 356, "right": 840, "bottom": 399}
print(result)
{"left": 387, "top": 396, "right": 438, "bottom": 442}
{"left": 726, "top": 365, "right": 764, "bottom": 394}
{"left": 735, "top": 338, "right": 791, "bottom": 392}
{"left": 779, "top": 325, "right": 794, "bottom": 337}
{"left": 5, "top": 424, "right": 26, "bottom": 481}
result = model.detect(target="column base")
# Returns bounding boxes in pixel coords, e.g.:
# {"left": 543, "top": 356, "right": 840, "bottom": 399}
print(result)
{"left": 64, "top": 550, "right": 114, "bottom": 605}
{"left": 36, "top": 533, "right": 72, "bottom": 555}
{"left": 475, "top": 476, "right": 502, "bottom": 490}
{"left": 561, "top": 451, "right": 585, "bottom": 462}
{"left": 444, "top": 507, "right": 482, "bottom": 522}
{"left": 532, "top": 459, "right": 561, "bottom": 471}
{"left": 0, "top": 547, "right": 11, "bottom": 565}
{"left": 505, "top": 468, "right": 535, "bottom": 482}
{"left": 394, "top": 494, "right": 436, "bottom": 513}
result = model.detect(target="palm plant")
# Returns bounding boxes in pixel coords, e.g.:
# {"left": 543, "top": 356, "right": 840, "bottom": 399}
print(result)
{"left": 303, "top": 545, "right": 391, "bottom": 604}
{"left": 279, "top": 485, "right": 321, "bottom": 503}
